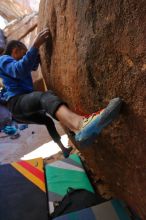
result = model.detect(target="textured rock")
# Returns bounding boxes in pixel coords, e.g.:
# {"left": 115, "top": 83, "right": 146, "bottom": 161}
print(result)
{"left": 23, "top": 0, "right": 40, "bottom": 12}
{"left": 38, "top": 1, "right": 146, "bottom": 219}
{"left": 4, "top": 12, "right": 38, "bottom": 41}
{"left": 0, "top": 0, "right": 32, "bottom": 21}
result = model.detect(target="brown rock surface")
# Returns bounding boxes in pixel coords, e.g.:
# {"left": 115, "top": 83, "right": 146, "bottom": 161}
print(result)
{"left": 0, "top": 0, "right": 32, "bottom": 21}
{"left": 4, "top": 12, "right": 38, "bottom": 41}
{"left": 38, "top": 0, "right": 146, "bottom": 219}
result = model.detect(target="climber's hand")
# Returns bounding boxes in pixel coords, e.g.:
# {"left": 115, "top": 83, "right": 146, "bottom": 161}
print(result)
{"left": 32, "top": 28, "right": 50, "bottom": 48}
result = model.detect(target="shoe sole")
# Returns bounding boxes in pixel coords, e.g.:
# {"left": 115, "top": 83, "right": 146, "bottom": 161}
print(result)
{"left": 75, "top": 97, "right": 122, "bottom": 147}
{"left": 99, "top": 97, "right": 122, "bottom": 125}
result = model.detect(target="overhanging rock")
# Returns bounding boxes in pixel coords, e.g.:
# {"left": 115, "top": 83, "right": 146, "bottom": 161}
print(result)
{"left": 38, "top": 1, "right": 146, "bottom": 219}
{"left": 0, "top": 0, "right": 32, "bottom": 21}
{"left": 4, "top": 12, "right": 38, "bottom": 41}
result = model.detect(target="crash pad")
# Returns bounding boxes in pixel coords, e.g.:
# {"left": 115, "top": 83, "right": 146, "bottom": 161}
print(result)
{"left": 45, "top": 154, "right": 94, "bottom": 214}
{"left": 0, "top": 158, "right": 49, "bottom": 220}
{"left": 53, "top": 199, "right": 139, "bottom": 220}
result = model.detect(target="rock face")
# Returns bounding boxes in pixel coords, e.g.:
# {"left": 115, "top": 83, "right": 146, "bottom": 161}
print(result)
{"left": 0, "top": 0, "right": 40, "bottom": 22}
{"left": 0, "top": 0, "right": 32, "bottom": 21}
{"left": 4, "top": 12, "right": 38, "bottom": 41}
{"left": 38, "top": 0, "right": 146, "bottom": 219}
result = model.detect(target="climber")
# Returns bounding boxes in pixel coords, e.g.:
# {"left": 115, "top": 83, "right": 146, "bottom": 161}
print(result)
{"left": 0, "top": 28, "right": 122, "bottom": 158}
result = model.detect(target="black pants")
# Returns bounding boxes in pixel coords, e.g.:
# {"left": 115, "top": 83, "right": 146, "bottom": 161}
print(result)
{"left": 7, "top": 91, "right": 66, "bottom": 143}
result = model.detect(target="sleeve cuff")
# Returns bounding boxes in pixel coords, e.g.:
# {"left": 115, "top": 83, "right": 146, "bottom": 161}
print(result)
{"left": 29, "top": 47, "right": 39, "bottom": 54}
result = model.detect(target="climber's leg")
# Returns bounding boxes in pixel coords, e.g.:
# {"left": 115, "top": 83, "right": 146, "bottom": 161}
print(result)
{"left": 7, "top": 92, "right": 73, "bottom": 157}
{"left": 43, "top": 115, "right": 73, "bottom": 158}
{"left": 55, "top": 97, "right": 122, "bottom": 146}
{"left": 8, "top": 91, "right": 122, "bottom": 148}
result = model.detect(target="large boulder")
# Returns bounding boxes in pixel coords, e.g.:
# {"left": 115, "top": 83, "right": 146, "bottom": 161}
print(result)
{"left": 38, "top": 0, "right": 146, "bottom": 219}
{"left": 0, "top": 0, "right": 40, "bottom": 21}
{"left": 0, "top": 0, "right": 32, "bottom": 21}
{"left": 4, "top": 12, "right": 38, "bottom": 41}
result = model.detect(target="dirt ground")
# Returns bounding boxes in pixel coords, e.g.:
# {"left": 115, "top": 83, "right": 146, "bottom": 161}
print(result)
{"left": 0, "top": 121, "right": 65, "bottom": 164}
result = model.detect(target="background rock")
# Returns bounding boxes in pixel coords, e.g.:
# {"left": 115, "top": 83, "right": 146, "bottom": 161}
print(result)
{"left": 38, "top": 0, "right": 146, "bottom": 219}
{"left": 0, "top": 0, "right": 40, "bottom": 22}
{"left": 0, "top": 0, "right": 32, "bottom": 21}
{"left": 4, "top": 12, "right": 38, "bottom": 41}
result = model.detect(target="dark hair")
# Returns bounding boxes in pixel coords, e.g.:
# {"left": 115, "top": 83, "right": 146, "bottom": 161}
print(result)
{"left": 4, "top": 40, "right": 26, "bottom": 55}
{"left": 0, "top": 47, "right": 4, "bottom": 55}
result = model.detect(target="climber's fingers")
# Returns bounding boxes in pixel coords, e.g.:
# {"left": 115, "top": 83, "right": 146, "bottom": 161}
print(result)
{"left": 32, "top": 28, "right": 50, "bottom": 48}
{"left": 39, "top": 28, "right": 50, "bottom": 38}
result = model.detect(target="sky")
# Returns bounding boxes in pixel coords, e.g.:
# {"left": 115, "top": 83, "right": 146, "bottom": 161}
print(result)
{"left": 0, "top": 16, "right": 7, "bottom": 29}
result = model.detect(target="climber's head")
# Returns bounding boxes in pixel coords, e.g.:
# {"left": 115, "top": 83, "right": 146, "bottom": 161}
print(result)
{"left": 0, "top": 47, "right": 4, "bottom": 55}
{"left": 4, "top": 40, "right": 27, "bottom": 60}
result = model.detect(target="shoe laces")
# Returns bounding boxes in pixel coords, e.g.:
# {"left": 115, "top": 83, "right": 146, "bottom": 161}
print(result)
{"left": 84, "top": 109, "right": 103, "bottom": 119}
{"left": 81, "top": 109, "right": 104, "bottom": 129}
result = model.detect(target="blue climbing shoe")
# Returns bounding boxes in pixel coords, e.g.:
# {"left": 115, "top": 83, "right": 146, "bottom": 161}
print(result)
{"left": 75, "top": 97, "right": 122, "bottom": 146}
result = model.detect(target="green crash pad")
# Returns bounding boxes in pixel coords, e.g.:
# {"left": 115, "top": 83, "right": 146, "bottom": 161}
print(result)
{"left": 45, "top": 154, "right": 94, "bottom": 214}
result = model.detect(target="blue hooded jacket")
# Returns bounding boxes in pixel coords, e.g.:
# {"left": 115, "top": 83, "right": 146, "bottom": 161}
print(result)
{"left": 0, "top": 47, "right": 39, "bottom": 101}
